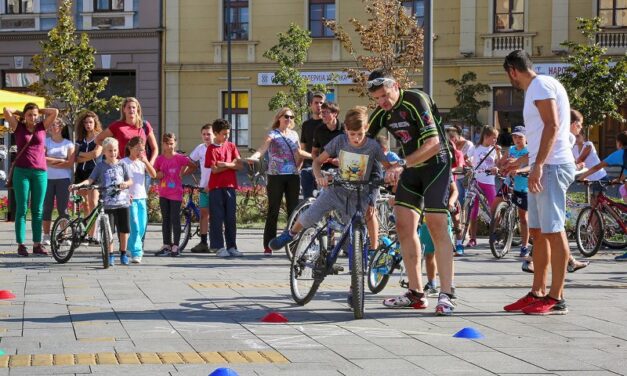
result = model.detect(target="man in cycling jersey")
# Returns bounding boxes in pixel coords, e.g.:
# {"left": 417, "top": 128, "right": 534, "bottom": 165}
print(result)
{"left": 366, "top": 69, "right": 456, "bottom": 316}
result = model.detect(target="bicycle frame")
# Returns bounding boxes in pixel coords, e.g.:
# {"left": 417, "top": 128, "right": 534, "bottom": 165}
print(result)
{"left": 596, "top": 192, "right": 627, "bottom": 234}
{"left": 464, "top": 176, "right": 491, "bottom": 221}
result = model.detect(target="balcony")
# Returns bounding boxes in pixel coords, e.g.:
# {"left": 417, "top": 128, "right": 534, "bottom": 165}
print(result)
{"left": 480, "top": 32, "right": 536, "bottom": 58}
{"left": 596, "top": 29, "right": 627, "bottom": 55}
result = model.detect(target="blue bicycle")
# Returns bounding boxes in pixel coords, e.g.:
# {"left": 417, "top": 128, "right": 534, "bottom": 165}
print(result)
{"left": 179, "top": 184, "right": 202, "bottom": 252}
{"left": 289, "top": 176, "right": 383, "bottom": 320}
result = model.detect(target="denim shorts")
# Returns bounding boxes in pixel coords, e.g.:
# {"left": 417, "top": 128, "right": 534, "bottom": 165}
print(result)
{"left": 199, "top": 191, "right": 210, "bottom": 209}
{"left": 528, "top": 163, "right": 575, "bottom": 233}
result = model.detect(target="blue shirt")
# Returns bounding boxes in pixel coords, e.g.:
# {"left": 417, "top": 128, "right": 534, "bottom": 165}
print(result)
{"left": 603, "top": 148, "right": 626, "bottom": 176}
{"left": 509, "top": 145, "right": 529, "bottom": 192}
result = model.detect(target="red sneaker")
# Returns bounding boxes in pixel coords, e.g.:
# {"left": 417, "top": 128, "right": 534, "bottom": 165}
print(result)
{"left": 503, "top": 292, "right": 541, "bottom": 312}
{"left": 17, "top": 244, "right": 29, "bottom": 257}
{"left": 32, "top": 244, "right": 49, "bottom": 256}
{"left": 522, "top": 296, "right": 568, "bottom": 315}
{"left": 264, "top": 247, "right": 273, "bottom": 257}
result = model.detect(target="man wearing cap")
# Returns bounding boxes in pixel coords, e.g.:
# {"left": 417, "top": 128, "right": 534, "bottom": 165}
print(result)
{"left": 502, "top": 50, "right": 575, "bottom": 315}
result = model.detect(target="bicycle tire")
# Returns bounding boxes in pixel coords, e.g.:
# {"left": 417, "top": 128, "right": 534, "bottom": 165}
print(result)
{"left": 179, "top": 208, "right": 193, "bottom": 252}
{"left": 489, "top": 202, "right": 514, "bottom": 259}
{"left": 285, "top": 198, "right": 315, "bottom": 261}
{"left": 50, "top": 217, "right": 76, "bottom": 264}
{"left": 290, "top": 226, "right": 323, "bottom": 305}
{"left": 599, "top": 211, "right": 627, "bottom": 249}
{"left": 460, "top": 198, "right": 473, "bottom": 244}
{"left": 367, "top": 243, "right": 399, "bottom": 294}
{"left": 351, "top": 224, "right": 366, "bottom": 319}
{"left": 100, "top": 217, "right": 112, "bottom": 269}
{"left": 575, "top": 207, "right": 604, "bottom": 258}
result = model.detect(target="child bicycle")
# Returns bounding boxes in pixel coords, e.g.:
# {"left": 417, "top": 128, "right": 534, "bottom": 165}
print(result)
{"left": 489, "top": 171, "right": 528, "bottom": 259}
{"left": 179, "top": 184, "right": 202, "bottom": 252}
{"left": 50, "top": 185, "right": 120, "bottom": 269}
{"left": 290, "top": 175, "right": 384, "bottom": 320}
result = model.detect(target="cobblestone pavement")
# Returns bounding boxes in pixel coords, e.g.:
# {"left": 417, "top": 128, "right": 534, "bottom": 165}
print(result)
{"left": 1, "top": 223, "right": 626, "bottom": 375}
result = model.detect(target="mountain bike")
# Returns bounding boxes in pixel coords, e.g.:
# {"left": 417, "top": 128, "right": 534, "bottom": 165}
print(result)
{"left": 179, "top": 184, "right": 202, "bottom": 252}
{"left": 459, "top": 168, "right": 493, "bottom": 243}
{"left": 290, "top": 175, "right": 383, "bottom": 320}
{"left": 50, "top": 186, "right": 119, "bottom": 269}
{"left": 367, "top": 236, "right": 405, "bottom": 294}
{"left": 489, "top": 172, "right": 528, "bottom": 259}
{"left": 575, "top": 180, "right": 627, "bottom": 257}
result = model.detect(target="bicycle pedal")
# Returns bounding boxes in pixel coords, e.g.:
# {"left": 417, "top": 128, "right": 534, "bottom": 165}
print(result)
{"left": 399, "top": 279, "right": 409, "bottom": 289}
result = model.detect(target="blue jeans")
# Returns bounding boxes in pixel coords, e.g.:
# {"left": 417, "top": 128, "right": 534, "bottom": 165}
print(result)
{"left": 209, "top": 188, "right": 237, "bottom": 250}
{"left": 127, "top": 198, "right": 147, "bottom": 257}
{"left": 300, "top": 168, "right": 316, "bottom": 199}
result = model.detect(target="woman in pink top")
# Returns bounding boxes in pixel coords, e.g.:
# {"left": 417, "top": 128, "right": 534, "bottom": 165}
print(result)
{"left": 3, "top": 103, "right": 58, "bottom": 257}
{"left": 96, "top": 97, "right": 159, "bottom": 166}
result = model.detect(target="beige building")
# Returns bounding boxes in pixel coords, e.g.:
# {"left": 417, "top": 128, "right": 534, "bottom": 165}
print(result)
{"left": 164, "top": 0, "right": 626, "bottom": 157}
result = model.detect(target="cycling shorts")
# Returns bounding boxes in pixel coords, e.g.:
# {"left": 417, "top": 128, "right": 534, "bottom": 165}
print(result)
{"left": 512, "top": 190, "right": 528, "bottom": 211}
{"left": 395, "top": 162, "right": 451, "bottom": 214}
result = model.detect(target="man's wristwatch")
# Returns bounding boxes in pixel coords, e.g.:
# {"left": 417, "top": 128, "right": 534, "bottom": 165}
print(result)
{"left": 397, "top": 159, "right": 407, "bottom": 168}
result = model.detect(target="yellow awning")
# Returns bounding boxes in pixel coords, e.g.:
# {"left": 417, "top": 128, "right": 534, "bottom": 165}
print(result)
{"left": 0, "top": 89, "right": 46, "bottom": 114}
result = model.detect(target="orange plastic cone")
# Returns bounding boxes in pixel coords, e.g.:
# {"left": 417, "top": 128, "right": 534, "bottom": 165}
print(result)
{"left": 261, "top": 312, "right": 288, "bottom": 323}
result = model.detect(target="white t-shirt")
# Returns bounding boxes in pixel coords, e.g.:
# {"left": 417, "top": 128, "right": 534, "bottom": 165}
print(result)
{"left": 189, "top": 143, "right": 212, "bottom": 190}
{"left": 523, "top": 75, "right": 574, "bottom": 165}
{"left": 572, "top": 141, "right": 607, "bottom": 181}
{"left": 471, "top": 144, "right": 497, "bottom": 185}
{"left": 45, "top": 137, "right": 74, "bottom": 180}
{"left": 120, "top": 157, "right": 147, "bottom": 199}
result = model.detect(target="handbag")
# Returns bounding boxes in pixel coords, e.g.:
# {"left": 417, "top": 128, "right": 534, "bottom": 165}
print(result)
{"left": 274, "top": 130, "right": 301, "bottom": 171}
{"left": 6, "top": 132, "right": 36, "bottom": 188}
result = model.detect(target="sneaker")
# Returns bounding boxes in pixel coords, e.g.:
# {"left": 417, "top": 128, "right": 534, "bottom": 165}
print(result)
{"left": 131, "top": 256, "right": 142, "bottom": 264}
{"left": 154, "top": 246, "right": 171, "bottom": 257}
{"left": 614, "top": 252, "right": 627, "bottom": 261}
{"left": 89, "top": 237, "right": 100, "bottom": 246}
{"left": 216, "top": 248, "right": 230, "bottom": 257}
{"left": 108, "top": 254, "right": 115, "bottom": 266}
{"left": 268, "top": 230, "right": 294, "bottom": 251}
{"left": 449, "top": 287, "right": 458, "bottom": 302}
{"left": 208, "top": 248, "right": 219, "bottom": 254}
{"left": 264, "top": 247, "right": 273, "bottom": 257}
{"left": 423, "top": 282, "right": 439, "bottom": 298}
{"left": 120, "top": 253, "right": 130, "bottom": 265}
{"left": 32, "top": 244, "right": 48, "bottom": 256}
{"left": 454, "top": 244, "right": 464, "bottom": 256}
{"left": 435, "top": 293, "right": 456, "bottom": 316}
{"left": 504, "top": 292, "right": 541, "bottom": 312}
{"left": 17, "top": 244, "right": 29, "bottom": 257}
{"left": 567, "top": 260, "right": 589, "bottom": 273}
{"left": 227, "top": 247, "right": 244, "bottom": 257}
{"left": 170, "top": 246, "right": 180, "bottom": 257}
{"left": 519, "top": 246, "right": 530, "bottom": 258}
{"left": 521, "top": 260, "right": 534, "bottom": 273}
{"left": 465, "top": 239, "right": 477, "bottom": 248}
{"left": 383, "top": 290, "right": 428, "bottom": 309}
{"left": 190, "top": 242, "right": 210, "bottom": 253}
{"left": 522, "top": 296, "right": 568, "bottom": 315}
{"left": 42, "top": 234, "right": 51, "bottom": 246}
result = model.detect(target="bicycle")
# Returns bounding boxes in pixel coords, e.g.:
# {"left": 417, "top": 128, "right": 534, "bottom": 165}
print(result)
{"left": 179, "top": 184, "right": 202, "bottom": 252}
{"left": 290, "top": 175, "right": 384, "bottom": 320}
{"left": 284, "top": 196, "right": 315, "bottom": 260}
{"left": 50, "top": 186, "right": 119, "bottom": 269}
{"left": 575, "top": 180, "right": 627, "bottom": 257}
{"left": 459, "top": 167, "right": 493, "bottom": 244}
{"left": 367, "top": 236, "right": 405, "bottom": 294}
{"left": 489, "top": 172, "right": 528, "bottom": 259}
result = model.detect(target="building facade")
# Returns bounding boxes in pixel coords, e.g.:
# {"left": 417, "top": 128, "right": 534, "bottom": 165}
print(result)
{"left": 0, "top": 0, "right": 162, "bottom": 130}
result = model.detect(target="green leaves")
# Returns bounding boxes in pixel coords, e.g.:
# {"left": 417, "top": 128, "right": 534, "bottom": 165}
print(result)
{"left": 445, "top": 71, "right": 491, "bottom": 127}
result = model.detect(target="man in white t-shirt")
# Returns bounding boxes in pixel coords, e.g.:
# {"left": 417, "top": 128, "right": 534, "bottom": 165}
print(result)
{"left": 188, "top": 124, "right": 214, "bottom": 253}
{"left": 502, "top": 50, "right": 576, "bottom": 316}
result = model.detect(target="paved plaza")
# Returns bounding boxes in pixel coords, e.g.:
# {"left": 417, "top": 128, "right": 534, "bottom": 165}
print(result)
{"left": 0, "top": 222, "right": 626, "bottom": 375}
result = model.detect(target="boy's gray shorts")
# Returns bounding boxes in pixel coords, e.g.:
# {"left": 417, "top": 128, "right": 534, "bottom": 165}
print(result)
{"left": 299, "top": 187, "right": 373, "bottom": 229}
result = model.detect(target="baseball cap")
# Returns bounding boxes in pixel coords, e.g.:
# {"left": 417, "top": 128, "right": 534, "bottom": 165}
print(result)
{"left": 511, "top": 125, "right": 526, "bottom": 136}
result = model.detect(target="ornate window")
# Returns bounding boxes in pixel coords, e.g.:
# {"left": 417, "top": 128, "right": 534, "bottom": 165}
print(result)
{"left": 309, "top": 0, "right": 335, "bottom": 38}
{"left": 223, "top": 0, "right": 248, "bottom": 40}
{"left": 598, "top": 0, "right": 627, "bottom": 27}
{"left": 494, "top": 0, "right": 524, "bottom": 32}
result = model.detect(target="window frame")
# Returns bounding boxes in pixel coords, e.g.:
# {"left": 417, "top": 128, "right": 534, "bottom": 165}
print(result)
{"left": 1, "top": 70, "right": 39, "bottom": 93}
{"left": 5, "top": 0, "right": 33, "bottom": 14}
{"left": 492, "top": 86, "right": 524, "bottom": 130}
{"left": 400, "top": 0, "right": 424, "bottom": 27}
{"left": 309, "top": 0, "right": 335, "bottom": 38}
{"left": 493, "top": 0, "right": 525, "bottom": 33}
{"left": 598, "top": 0, "right": 627, "bottom": 28}
{"left": 93, "top": 0, "right": 124, "bottom": 12}
{"left": 221, "top": 91, "right": 250, "bottom": 147}
{"left": 223, "top": 0, "right": 249, "bottom": 41}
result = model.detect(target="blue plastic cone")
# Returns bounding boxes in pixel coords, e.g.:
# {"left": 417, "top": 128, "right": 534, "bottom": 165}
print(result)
{"left": 453, "top": 327, "right": 484, "bottom": 339}
{"left": 209, "top": 367, "right": 239, "bottom": 376}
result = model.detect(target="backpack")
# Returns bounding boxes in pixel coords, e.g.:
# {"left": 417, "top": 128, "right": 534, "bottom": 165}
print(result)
{"left": 141, "top": 120, "right": 153, "bottom": 161}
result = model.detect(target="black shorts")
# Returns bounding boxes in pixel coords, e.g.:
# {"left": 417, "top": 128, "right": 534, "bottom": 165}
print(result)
{"left": 512, "top": 190, "right": 528, "bottom": 211}
{"left": 105, "top": 207, "right": 131, "bottom": 234}
{"left": 74, "top": 168, "right": 93, "bottom": 184}
{"left": 395, "top": 162, "right": 451, "bottom": 214}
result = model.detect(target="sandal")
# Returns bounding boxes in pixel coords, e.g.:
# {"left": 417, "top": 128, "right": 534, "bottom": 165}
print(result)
{"left": 567, "top": 260, "right": 589, "bottom": 273}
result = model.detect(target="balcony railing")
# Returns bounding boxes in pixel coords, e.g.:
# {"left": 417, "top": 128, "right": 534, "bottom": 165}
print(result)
{"left": 596, "top": 29, "right": 627, "bottom": 54}
{"left": 480, "top": 32, "right": 536, "bottom": 58}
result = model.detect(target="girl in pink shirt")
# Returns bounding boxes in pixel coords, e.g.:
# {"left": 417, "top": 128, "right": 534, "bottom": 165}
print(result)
{"left": 153, "top": 133, "right": 196, "bottom": 257}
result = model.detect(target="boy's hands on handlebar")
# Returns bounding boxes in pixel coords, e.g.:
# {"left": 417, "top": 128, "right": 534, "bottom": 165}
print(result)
{"left": 385, "top": 165, "right": 403, "bottom": 186}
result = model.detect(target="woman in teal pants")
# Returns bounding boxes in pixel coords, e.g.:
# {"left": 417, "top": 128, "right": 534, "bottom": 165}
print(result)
{"left": 3, "top": 103, "right": 58, "bottom": 256}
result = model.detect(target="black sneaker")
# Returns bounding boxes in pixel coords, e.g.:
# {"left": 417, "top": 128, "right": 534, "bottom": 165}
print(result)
{"left": 154, "top": 247, "right": 171, "bottom": 257}
{"left": 190, "top": 242, "right": 210, "bottom": 253}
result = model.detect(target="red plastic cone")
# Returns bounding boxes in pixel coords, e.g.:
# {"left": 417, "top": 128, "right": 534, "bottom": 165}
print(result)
{"left": 0, "top": 290, "right": 15, "bottom": 300}
{"left": 261, "top": 312, "right": 288, "bottom": 323}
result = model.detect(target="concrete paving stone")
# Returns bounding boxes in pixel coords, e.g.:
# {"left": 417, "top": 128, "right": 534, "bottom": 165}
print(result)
{"left": 332, "top": 344, "right": 397, "bottom": 360}
{"left": 21, "top": 328, "right": 76, "bottom": 339}
{"left": 6, "top": 366, "right": 92, "bottom": 375}
{"left": 405, "top": 355, "right": 495, "bottom": 375}
{"left": 89, "top": 364, "right": 177, "bottom": 375}
{"left": 455, "top": 351, "right": 549, "bottom": 373}
{"left": 351, "top": 358, "right": 432, "bottom": 374}
{"left": 188, "top": 339, "right": 271, "bottom": 352}
{"left": 498, "top": 348, "right": 602, "bottom": 372}
{"left": 128, "top": 338, "right": 196, "bottom": 353}
{"left": 556, "top": 372, "right": 621, "bottom": 376}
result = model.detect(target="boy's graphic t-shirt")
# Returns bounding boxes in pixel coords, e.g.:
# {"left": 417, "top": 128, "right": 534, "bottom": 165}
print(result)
{"left": 324, "top": 135, "right": 386, "bottom": 182}
{"left": 205, "top": 141, "right": 240, "bottom": 190}
{"left": 89, "top": 161, "right": 131, "bottom": 209}
{"left": 154, "top": 154, "right": 190, "bottom": 201}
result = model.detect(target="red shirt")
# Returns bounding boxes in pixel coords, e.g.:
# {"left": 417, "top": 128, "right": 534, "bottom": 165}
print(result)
{"left": 205, "top": 142, "right": 240, "bottom": 190}
{"left": 107, "top": 120, "right": 153, "bottom": 156}
{"left": 15, "top": 121, "right": 47, "bottom": 170}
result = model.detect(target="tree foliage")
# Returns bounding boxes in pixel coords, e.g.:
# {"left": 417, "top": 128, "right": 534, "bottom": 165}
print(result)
{"left": 557, "top": 17, "right": 627, "bottom": 128}
{"left": 325, "top": 0, "right": 424, "bottom": 97}
{"left": 30, "top": 0, "right": 122, "bottom": 131}
{"left": 445, "top": 71, "right": 491, "bottom": 127}
{"left": 262, "top": 23, "right": 328, "bottom": 127}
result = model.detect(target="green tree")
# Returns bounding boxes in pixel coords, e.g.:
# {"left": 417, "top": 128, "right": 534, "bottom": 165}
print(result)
{"left": 325, "top": 0, "right": 424, "bottom": 97}
{"left": 30, "top": 0, "right": 121, "bottom": 133}
{"left": 557, "top": 17, "right": 627, "bottom": 129}
{"left": 262, "top": 23, "right": 328, "bottom": 127}
{"left": 445, "top": 71, "right": 491, "bottom": 128}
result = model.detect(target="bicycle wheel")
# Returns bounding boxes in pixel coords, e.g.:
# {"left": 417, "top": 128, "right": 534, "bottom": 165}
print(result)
{"left": 351, "top": 224, "right": 366, "bottom": 319}
{"left": 51, "top": 217, "right": 76, "bottom": 264}
{"left": 179, "top": 208, "right": 192, "bottom": 252}
{"left": 376, "top": 198, "right": 395, "bottom": 237}
{"left": 99, "top": 217, "right": 112, "bottom": 269}
{"left": 459, "top": 198, "right": 473, "bottom": 244}
{"left": 599, "top": 211, "right": 627, "bottom": 249}
{"left": 290, "top": 226, "right": 323, "bottom": 305}
{"left": 489, "top": 202, "right": 514, "bottom": 259}
{"left": 575, "top": 207, "right": 604, "bottom": 257}
{"left": 285, "top": 198, "right": 314, "bottom": 261}
{"left": 367, "top": 242, "right": 399, "bottom": 294}
{"left": 511, "top": 215, "right": 522, "bottom": 247}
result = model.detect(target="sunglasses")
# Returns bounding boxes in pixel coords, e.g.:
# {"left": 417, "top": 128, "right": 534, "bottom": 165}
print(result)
{"left": 283, "top": 114, "right": 295, "bottom": 120}
{"left": 366, "top": 77, "right": 396, "bottom": 89}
